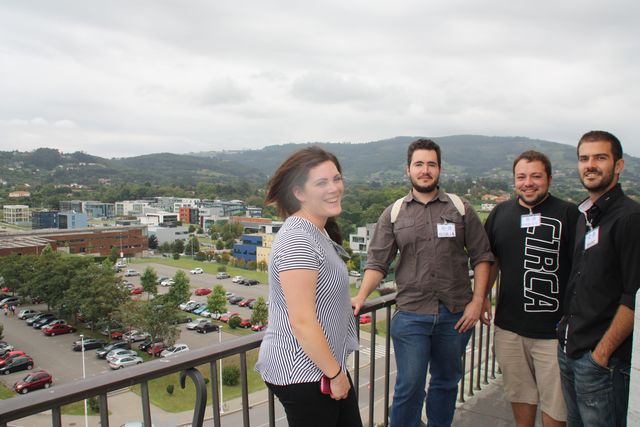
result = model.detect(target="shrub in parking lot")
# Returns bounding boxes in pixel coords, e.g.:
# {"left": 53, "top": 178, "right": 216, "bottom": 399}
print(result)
{"left": 166, "top": 384, "right": 175, "bottom": 395}
{"left": 217, "top": 265, "right": 227, "bottom": 273}
{"left": 228, "top": 315, "right": 241, "bottom": 329}
{"left": 88, "top": 397, "right": 100, "bottom": 412}
{"left": 172, "top": 252, "right": 180, "bottom": 260}
{"left": 222, "top": 365, "right": 240, "bottom": 386}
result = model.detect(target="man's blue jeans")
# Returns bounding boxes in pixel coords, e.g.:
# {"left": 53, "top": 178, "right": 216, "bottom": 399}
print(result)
{"left": 557, "top": 347, "right": 630, "bottom": 427}
{"left": 390, "top": 304, "right": 472, "bottom": 427}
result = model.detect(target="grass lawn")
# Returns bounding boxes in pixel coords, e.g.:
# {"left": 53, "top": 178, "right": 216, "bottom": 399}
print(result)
{"left": 130, "top": 258, "right": 268, "bottom": 283}
{"left": 61, "top": 400, "right": 102, "bottom": 416}
{"left": 130, "top": 349, "right": 265, "bottom": 412}
{"left": 0, "top": 383, "right": 14, "bottom": 399}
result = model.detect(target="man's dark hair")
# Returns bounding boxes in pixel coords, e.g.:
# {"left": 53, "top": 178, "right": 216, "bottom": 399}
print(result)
{"left": 407, "top": 139, "right": 441, "bottom": 167}
{"left": 512, "top": 150, "right": 552, "bottom": 177}
{"left": 577, "top": 131, "right": 623, "bottom": 163}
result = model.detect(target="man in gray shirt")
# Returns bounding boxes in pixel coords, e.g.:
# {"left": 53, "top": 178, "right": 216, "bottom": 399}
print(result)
{"left": 353, "top": 139, "right": 494, "bottom": 427}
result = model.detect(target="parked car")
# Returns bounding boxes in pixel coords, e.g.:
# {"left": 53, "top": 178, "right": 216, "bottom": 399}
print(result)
{"left": 26, "top": 313, "right": 53, "bottom": 326}
{"left": 33, "top": 316, "right": 58, "bottom": 329}
{"left": 17, "top": 309, "right": 39, "bottom": 320}
{"left": 238, "top": 298, "right": 255, "bottom": 308}
{"left": 240, "top": 279, "right": 259, "bottom": 286}
{"left": 13, "top": 370, "right": 52, "bottom": 394}
{"left": 192, "top": 305, "right": 208, "bottom": 315}
{"left": 185, "top": 303, "right": 205, "bottom": 313}
{"left": 194, "top": 288, "right": 211, "bottom": 296}
{"left": 195, "top": 322, "right": 219, "bottom": 334}
{"left": 43, "top": 324, "right": 76, "bottom": 336}
{"left": 124, "top": 269, "right": 139, "bottom": 277}
{"left": 0, "top": 296, "right": 20, "bottom": 306}
{"left": 358, "top": 314, "right": 372, "bottom": 324}
{"left": 173, "top": 315, "right": 192, "bottom": 325}
{"left": 129, "top": 287, "right": 143, "bottom": 295}
{"left": 160, "top": 279, "right": 174, "bottom": 287}
{"left": 228, "top": 296, "right": 243, "bottom": 305}
{"left": 109, "top": 355, "right": 143, "bottom": 370}
{"left": 138, "top": 337, "right": 163, "bottom": 352}
{"left": 160, "top": 343, "right": 189, "bottom": 357}
{"left": 216, "top": 272, "right": 230, "bottom": 279}
{"left": 0, "top": 355, "right": 34, "bottom": 375}
{"left": 147, "top": 342, "right": 167, "bottom": 357}
{"left": 106, "top": 349, "right": 137, "bottom": 363}
{"left": 179, "top": 300, "right": 197, "bottom": 310}
{"left": 156, "top": 277, "right": 170, "bottom": 285}
{"left": 239, "top": 318, "right": 252, "bottom": 329}
{"left": 349, "top": 270, "right": 362, "bottom": 277}
{"left": 189, "top": 268, "right": 204, "bottom": 275}
{"left": 231, "top": 276, "right": 244, "bottom": 283}
{"left": 0, "top": 351, "right": 26, "bottom": 365}
{"left": 0, "top": 343, "right": 15, "bottom": 356}
{"left": 96, "top": 342, "right": 131, "bottom": 359}
{"left": 186, "top": 318, "right": 209, "bottom": 330}
{"left": 72, "top": 338, "right": 107, "bottom": 351}
{"left": 251, "top": 323, "right": 267, "bottom": 332}
{"left": 219, "top": 312, "right": 240, "bottom": 323}
{"left": 122, "top": 330, "right": 150, "bottom": 343}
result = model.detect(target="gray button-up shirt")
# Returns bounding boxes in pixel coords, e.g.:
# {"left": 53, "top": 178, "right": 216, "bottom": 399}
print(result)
{"left": 365, "top": 189, "right": 494, "bottom": 315}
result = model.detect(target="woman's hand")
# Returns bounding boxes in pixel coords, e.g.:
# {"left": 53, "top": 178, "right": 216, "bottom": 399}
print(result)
{"left": 329, "top": 371, "right": 350, "bottom": 400}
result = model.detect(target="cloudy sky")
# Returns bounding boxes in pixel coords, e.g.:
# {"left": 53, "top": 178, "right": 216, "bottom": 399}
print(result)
{"left": 1, "top": 1, "right": 638, "bottom": 158}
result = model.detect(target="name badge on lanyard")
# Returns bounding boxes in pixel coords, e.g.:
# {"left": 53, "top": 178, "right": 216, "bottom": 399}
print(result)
{"left": 437, "top": 222, "right": 456, "bottom": 238}
{"left": 585, "top": 227, "right": 599, "bottom": 250}
{"left": 520, "top": 213, "right": 541, "bottom": 228}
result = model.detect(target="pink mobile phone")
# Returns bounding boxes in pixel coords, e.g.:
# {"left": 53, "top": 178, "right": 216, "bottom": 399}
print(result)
{"left": 320, "top": 375, "right": 332, "bottom": 395}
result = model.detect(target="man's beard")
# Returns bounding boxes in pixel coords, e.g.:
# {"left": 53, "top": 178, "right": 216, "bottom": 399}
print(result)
{"left": 580, "top": 167, "right": 615, "bottom": 193}
{"left": 411, "top": 176, "right": 439, "bottom": 194}
{"left": 518, "top": 190, "right": 549, "bottom": 208}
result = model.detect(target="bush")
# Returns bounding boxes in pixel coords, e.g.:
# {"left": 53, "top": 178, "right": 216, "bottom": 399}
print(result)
{"left": 194, "top": 251, "right": 207, "bottom": 261}
{"left": 204, "top": 377, "right": 210, "bottom": 385}
{"left": 228, "top": 315, "right": 241, "bottom": 329}
{"left": 87, "top": 397, "right": 99, "bottom": 413}
{"left": 166, "top": 384, "right": 175, "bottom": 395}
{"left": 217, "top": 265, "right": 227, "bottom": 273}
{"left": 172, "top": 252, "right": 180, "bottom": 260}
{"left": 222, "top": 365, "right": 240, "bottom": 386}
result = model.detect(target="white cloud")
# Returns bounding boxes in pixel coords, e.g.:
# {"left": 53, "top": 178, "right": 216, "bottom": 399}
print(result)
{"left": 0, "top": 0, "right": 638, "bottom": 157}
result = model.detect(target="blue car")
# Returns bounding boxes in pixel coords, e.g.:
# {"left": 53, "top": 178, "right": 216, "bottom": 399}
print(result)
{"left": 192, "top": 305, "right": 208, "bottom": 315}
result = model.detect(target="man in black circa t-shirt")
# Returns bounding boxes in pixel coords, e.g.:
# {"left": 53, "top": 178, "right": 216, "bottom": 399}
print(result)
{"left": 557, "top": 131, "right": 640, "bottom": 427}
{"left": 485, "top": 150, "right": 578, "bottom": 427}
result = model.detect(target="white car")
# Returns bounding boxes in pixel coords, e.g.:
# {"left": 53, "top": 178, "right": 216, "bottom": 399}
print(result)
{"left": 122, "top": 330, "right": 150, "bottom": 342}
{"left": 160, "top": 343, "right": 189, "bottom": 357}
{"left": 124, "top": 269, "right": 139, "bottom": 277}
{"left": 231, "top": 276, "right": 244, "bottom": 283}
{"left": 186, "top": 318, "right": 209, "bottom": 330}
{"left": 190, "top": 268, "right": 204, "bottom": 275}
{"left": 160, "top": 279, "right": 174, "bottom": 287}
{"left": 179, "top": 300, "right": 197, "bottom": 310}
{"left": 349, "top": 271, "right": 362, "bottom": 277}
{"left": 106, "top": 349, "right": 137, "bottom": 363}
{"left": 109, "top": 355, "right": 144, "bottom": 369}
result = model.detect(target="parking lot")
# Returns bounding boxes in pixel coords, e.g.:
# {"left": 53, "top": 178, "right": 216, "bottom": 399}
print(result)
{"left": 0, "top": 263, "right": 270, "bottom": 391}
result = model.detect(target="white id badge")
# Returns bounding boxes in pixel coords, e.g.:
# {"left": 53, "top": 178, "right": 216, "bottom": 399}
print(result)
{"left": 520, "top": 213, "right": 542, "bottom": 228}
{"left": 585, "top": 227, "right": 599, "bottom": 250}
{"left": 437, "top": 223, "right": 456, "bottom": 238}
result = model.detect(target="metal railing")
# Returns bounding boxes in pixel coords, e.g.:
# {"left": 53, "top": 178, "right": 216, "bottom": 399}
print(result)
{"left": 0, "top": 293, "right": 498, "bottom": 427}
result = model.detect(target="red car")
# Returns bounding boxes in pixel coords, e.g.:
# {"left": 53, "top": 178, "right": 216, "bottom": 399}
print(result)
{"left": 130, "top": 287, "right": 143, "bottom": 295}
{"left": 359, "top": 314, "right": 372, "bottom": 324}
{"left": 238, "top": 298, "right": 255, "bottom": 307}
{"left": 0, "top": 351, "right": 26, "bottom": 366}
{"left": 43, "top": 324, "right": 76, "bottom": 336}
{"left": 13, "top": 370, "right": 52, "bottom": 394}
{"left": 219, "top": 312, "right": 240, "bottom": 323}
{"left": 251, "top": 323, "right": 267, "bottom": 332}
{"left": 147, "top": 342, "right": 167, "bottom": 357}
{"left": 239, "top": 318, "right": 252, "bottom": 328}
{"left": 110, "top": 331, "right": 124, "bottom": 340}
{"left": 194, "top": 288, "right": 212, "bottom": 296}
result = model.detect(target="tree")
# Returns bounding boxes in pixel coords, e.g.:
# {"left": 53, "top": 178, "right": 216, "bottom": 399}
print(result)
{"left": 206, "top": 285, "right": 227, "bottom": 316}
{"left": 251, "top": 297, "right": 268, "bottom": 326}
{"left": 188, "top": 224, "right": 196, "bottom": 233}
{"left": 257, "top": 260, "right": 268, "bottom": 272}
{"left": 140, "top": 266, "right": 158, "bottom": 299}
{"left": 184, "top": 236, "right": 200, "bottom": 255}
{"left": 228, "top": 315, "right": 241, "bottom": 329}
{"left": 131, "top": 301, "right": 180, "bottom": 346}
{"left": 172, "top": 239, "right": 185, "bottom": 254}
{"left": 247, "top": 260, "right": 257, "bottom": 271}
{"left": 215, "top": 239, "right": 224, "bottom": 250}
{"left": 148, "top": 235, "right": 159, "bottom": 250}
{"left": 164, "top": 270, "right": 190, "bottom": 307}
{"left": 108, "top": 246, "right": 119, "bottom": 264}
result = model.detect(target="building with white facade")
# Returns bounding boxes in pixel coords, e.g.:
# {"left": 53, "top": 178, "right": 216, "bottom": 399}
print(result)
{"left": 3, "top": 205, "right": 30, "bottom": 225}
{"left": 349, "top": 223, "right": 376, "bottom": 253}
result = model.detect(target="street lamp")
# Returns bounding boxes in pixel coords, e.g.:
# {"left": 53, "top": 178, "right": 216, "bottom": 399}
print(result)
{"left": 80, "top": 334, "right": 88, "bottom": 427}
{"left": 218, "top": 326, "right": 224, "bottom": 413}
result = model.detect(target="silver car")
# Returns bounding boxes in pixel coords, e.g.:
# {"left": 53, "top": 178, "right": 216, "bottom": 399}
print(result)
{"left": 109, "top": 355, "right": 143, "bottom": 370}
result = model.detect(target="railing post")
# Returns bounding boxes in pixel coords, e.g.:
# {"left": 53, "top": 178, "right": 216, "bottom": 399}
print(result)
{"left": 210, "top": 361, "right": 222, "bottom": 427}
{"left": 368, "top": 310, "right": 377, "bottom": 427}
{"left": 240, "top": 352, "right": 250, "bottom": 427}
{"left": 468, "top": 328, "right": 476, "bottom": 397}
{"left": 99, "top": 393, "right": 109, "bottom": 427}
{"left": 268, "top": 388, "right": 276, "bottom": 427}
{"left": 383, "top": 305, "right": 391, "bottom": 427}
{"left": 476, "top": 322, "right": 483, "bottom": 391}
{"left": 140, "top": 380, "right": 152, "bottom": 427}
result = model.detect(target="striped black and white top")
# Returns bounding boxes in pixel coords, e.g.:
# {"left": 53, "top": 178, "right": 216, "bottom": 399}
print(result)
{"left": 256, "top": 216, "right": 359, "bottom": 385}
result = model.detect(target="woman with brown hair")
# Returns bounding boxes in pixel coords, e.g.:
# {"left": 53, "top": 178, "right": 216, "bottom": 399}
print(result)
{"left": 256, "top": 146, "right": 362, "bottom": 427}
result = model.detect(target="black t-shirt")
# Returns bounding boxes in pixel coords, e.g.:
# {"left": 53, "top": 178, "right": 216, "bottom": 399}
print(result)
{"left": 485, "top": 195, "right": 579, "bottom": 338}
